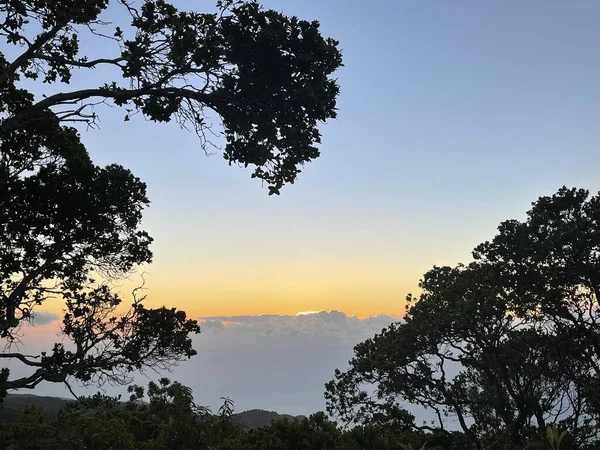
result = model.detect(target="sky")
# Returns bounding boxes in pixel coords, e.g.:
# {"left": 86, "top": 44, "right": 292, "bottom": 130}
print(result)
{"left": 8, "top": 0, "right": 600, "bottom": 415}
{"left": 79, "top": 0, "right": 600, "bottom": 319}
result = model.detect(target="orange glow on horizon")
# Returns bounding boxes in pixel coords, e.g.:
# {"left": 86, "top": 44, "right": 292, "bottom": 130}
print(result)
{"left": 31, "top": 258, "right": 425, "bottom": 320}
{"left": 295, "top": 310, "right": 323, "bottom": 316}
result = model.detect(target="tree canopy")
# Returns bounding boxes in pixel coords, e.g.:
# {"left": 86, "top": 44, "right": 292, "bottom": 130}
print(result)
{"left": 0, "top": 139, "right": 201, "bottom": 392}
{"left": 1, "top": 0, "right": 342, "bottom": 194}
{"left": 326, "top": 187, "right": 600, "bottom": 450}
{"left": 0, "top": 380, "right": 568, "bottom": 449}
{"left": 0, "top": 379, "right": 462, "bottom": 450}
{"left": 0, "top": 0, "right": 342, "bottom": 397}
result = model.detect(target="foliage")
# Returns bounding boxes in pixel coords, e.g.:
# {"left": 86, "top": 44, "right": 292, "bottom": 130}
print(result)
{"left": 0, "top": 0, "right": 341, "bottom": 397}
{"left": 0, "top": 383, "right": 580, "bottom": 450}
{"left": 240, "top": 412, "right": 341, "bottom": 450}
{"left": 0, "top": 405, "right": 56, "bottom": 450}
{"left": 524, "top": 426, "right": 569, "bottom": 450}
{"left": 326, "top": 187, "right": 600, "bottom": 450}
{"left": 0, "top": 135, "right": 200, "bottom": 393}
{"left": 0, "top": 0, "right": 342, "bottom": 194}
{"left": 0, "top": 388, "right": 461, "bottom": 450}
{"left": 0, "top": 379, "right": 244, "bottom": 450}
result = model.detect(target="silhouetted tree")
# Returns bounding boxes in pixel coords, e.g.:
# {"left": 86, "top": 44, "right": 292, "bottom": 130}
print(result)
{"left": 0, "top": 0, "right": 342, "bottom": 397}
{"left": 54, "top": 378, "right": 233, "bottom": 450}
{"left": 0, "top": 144, "right": 200, "bottom": 394}
{"left": 240, "top": 412, "right": 341, "bottom": 450}
{"left": 0, "top": 0, "right": 342, "bottom": 194}
{"left": 0, "top": 379, "right": 243, "bottom": 449}
{"left": 326, "top": 187, "right": 600, "bottom": 450}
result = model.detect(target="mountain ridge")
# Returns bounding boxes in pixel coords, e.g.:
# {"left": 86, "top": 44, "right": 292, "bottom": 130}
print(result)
{"left": 0, "top": 393, "right": 307, "bottom": 430}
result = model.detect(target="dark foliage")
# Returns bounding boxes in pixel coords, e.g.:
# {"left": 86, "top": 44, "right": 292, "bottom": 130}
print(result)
{"left": 0, "top": 383, "right": 455, "bottom": 450}
{"left": 326, "top": 187, "right": 600, "bottom": 449}
{"left": 0, "top": 384, "right": 575, "bottom": 449}
{"left": 0, "top": 0, "right": 342, "bottom": 194}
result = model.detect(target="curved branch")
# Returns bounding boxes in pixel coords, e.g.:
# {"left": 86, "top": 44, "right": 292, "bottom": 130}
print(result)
{"left": 34, "top": 54, "right": 126, "bottom": 70}
{"left": 3, "top": 368, "right": 59, "bottom": 390}
{"left": 1, "top": 23, "right": 64, "bottom": 85}
{"left": 0, "top": 86, "right": 219, "bottom": 135}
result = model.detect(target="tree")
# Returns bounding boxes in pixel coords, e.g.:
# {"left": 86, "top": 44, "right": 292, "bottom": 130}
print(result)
{"left": 0, "top": 141, "right": 200, "bottom": 394}
{"left": 0, "top": 379, "right": 244, "bottom": 449}
{"left": 326, "top": 187, "right": 600, "bottom": 450}
{"left": 1, "top": 0, "right": 342, "bottom": 195}
{"left": 471, "top": 187, "right": 600, "bottom": 445}
{"left": 336, "top": 424, "right": 465, "bottom": 450}
{"left": 0, "top": 404, "right": 57, "bottom": 450}
{"left": 241, "top": 412, "right": 341, "bottom": 450}
{"left": 0, "top": 0, "right": 341, "bottom": 396}
{"left": 54, "top": 378, "right": 234, "bottom": 450}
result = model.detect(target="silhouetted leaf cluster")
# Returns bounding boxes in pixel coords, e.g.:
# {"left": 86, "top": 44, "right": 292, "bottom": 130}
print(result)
{"left": 1, "top": 0, "right": 342, "bottom": 194}
{"left": 326, "top": 187, "right": 600, "bottom": 449}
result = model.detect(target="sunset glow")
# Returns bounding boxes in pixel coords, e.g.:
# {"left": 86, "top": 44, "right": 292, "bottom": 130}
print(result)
{"left": 296, "top": 310, "right": 323, "bottom": 316}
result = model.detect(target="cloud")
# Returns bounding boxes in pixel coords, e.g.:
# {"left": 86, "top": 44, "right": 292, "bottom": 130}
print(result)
{"left": 19, "top": 311, "right": 403, "bottom": 418}
{"left": 31, "top": 311, "right": 60, "bottom": 325}
{"left": 199, "top": 320, "right": 225, "bottom": 331}
{"left": 197, "top": 310, "right": 400, "bottom": 340}
{"left": 152, "top": 311, "right": 404, "bottom": 416}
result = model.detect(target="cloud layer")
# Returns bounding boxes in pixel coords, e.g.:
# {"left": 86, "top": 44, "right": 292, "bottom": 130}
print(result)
{"left": 14, "top": 310, "right": 401, "bottom": 417}
{"left": 153, "top": 311, "right": 402, "bottom": 415}
{"left": 30, "top": 311, "right": 60, "bottom": 326}
{"left": 198, "top": 310, "right": 399, "bottom": 341}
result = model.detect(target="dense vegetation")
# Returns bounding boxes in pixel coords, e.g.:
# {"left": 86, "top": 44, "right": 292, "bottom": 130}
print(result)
{"left": 0, "top": 380, "right": 573, "bottom": 449}
{"left": 0, "top": 393, "right": 304, "bottom": 429}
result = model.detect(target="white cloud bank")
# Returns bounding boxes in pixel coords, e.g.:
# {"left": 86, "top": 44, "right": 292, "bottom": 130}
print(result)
{"left": 198, "top": 310, "right": 399, "bottom": 341}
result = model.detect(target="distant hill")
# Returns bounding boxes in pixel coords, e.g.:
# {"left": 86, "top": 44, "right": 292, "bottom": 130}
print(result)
{"left": 231, "top": 409, "right": 306, "bottom": 430}
{"left": 0, "top": 394, "right": 305, "bottom": 430}
{"left": 0, "top": 394, "right": 72, "bottom": 423}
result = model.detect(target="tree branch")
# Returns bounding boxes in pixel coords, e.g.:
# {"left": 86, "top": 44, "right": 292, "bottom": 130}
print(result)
{"left": 4, "top": 368, "right": 51, "bottom": 390}
{"left": 0, "top": 86, "right": 219, "bottom": 135}
{"left": 1, "top": 23, "right": 64, "bottom": 85}
{"left": 34, "top": 54, "right": 126, "bottom": 70}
